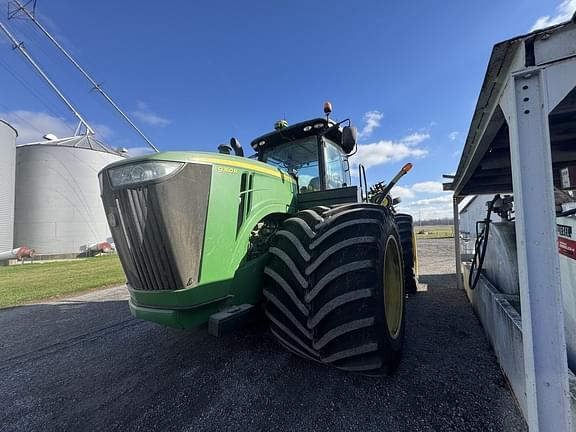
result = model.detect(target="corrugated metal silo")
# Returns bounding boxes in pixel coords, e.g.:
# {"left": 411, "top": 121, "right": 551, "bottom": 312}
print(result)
{"left": 0, "top": 120, "right": 17, "bottom": 252}
{"left": 14, "top": 135, "right": 124, "bottom": 255}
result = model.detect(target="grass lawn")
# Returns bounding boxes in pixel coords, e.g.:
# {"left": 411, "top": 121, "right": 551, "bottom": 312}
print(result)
{"left": 0, "top": 255, "right": 125, "bottom": 308}
{"left": 415, "top": 225, "right": 454, "bottom": 239}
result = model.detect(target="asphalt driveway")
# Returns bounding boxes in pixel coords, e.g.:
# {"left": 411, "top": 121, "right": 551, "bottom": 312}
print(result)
{"left": 0, "top": 239, "right": 527, "bottom": 431}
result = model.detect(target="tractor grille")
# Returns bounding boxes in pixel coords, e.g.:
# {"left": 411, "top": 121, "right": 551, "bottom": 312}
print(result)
{"left": 101, "top": 163, "right": 212, "bottom": 291}
{"left": 115, "top": 187, "right": 177, "bottom": 291}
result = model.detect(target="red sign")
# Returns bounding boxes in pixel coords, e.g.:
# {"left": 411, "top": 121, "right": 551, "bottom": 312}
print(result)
{"left": 559, "top": 236, "right": 576, "bottom": 260}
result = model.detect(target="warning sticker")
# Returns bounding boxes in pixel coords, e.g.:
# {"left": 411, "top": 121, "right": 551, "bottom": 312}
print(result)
{"left": 559, "top": 236, "right": 576, "bottom": 260}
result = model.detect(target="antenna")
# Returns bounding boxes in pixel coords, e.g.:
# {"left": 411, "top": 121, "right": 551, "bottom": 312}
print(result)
{"left": 0, "top": 20, "right": 94, "bottom": 135}
{"left": 9, "top": 0, "right": 160, "bottom": 153}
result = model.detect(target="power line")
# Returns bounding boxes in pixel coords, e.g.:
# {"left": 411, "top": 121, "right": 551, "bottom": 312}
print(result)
{"left": 0, "top": 56, "right": 75, "bottom": 132}
{"left": 0, "top": 20, "right": 94, "bottom": 134}
{"left": 9, "top": 0, "right": 159, "bottom": 152}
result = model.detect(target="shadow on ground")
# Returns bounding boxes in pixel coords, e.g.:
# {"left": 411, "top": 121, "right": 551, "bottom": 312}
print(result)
{"left": 418, "top": 273, "right": 457, "bottom": 287}
{"left": 0, "top": 281, "right": 527, "bottom": 431}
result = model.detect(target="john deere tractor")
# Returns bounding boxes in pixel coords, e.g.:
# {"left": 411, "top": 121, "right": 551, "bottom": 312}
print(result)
{"left": 99, "top": 103, "right": 418, "bottom": 375}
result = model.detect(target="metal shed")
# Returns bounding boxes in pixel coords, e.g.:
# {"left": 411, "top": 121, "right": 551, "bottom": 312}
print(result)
{"left": 14, "top": 134, "right": 124, "bottom": 255}
{"left": 445, "top": 15, "right": 576, "bottom": 432}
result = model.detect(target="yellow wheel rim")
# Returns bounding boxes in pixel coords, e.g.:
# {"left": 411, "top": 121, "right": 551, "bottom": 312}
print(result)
{"left": 384, "top": 236, "right": 403, "bottom": 339}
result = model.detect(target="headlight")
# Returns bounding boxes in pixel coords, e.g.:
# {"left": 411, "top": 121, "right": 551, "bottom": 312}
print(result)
{"left": 108, "top": 161, "right": 184, "bottom": 187}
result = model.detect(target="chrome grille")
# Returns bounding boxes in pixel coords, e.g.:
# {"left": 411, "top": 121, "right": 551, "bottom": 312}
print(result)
{"left": 116, "top": 187, "right": 177, "bottom": 291}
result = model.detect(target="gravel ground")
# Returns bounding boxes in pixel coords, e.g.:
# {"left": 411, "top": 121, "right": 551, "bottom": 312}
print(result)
{"left": 0, "top": 239, "right": 527, "bottom": 431}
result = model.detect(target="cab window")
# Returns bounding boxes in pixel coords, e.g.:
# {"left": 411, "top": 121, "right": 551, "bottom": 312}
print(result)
{"left": 324, "top": 139, "right": 351, "bottom": 189}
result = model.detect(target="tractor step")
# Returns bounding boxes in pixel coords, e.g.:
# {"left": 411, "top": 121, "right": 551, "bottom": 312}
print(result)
{"left": 208, "top": 304, "right": 256, "bottom": 337}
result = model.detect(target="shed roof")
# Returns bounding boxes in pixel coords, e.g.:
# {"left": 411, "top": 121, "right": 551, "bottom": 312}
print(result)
{"left": 445, "top": 14, "right": 576, "bottom": 197}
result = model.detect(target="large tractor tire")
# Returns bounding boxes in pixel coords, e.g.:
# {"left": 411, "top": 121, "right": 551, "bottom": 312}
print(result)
{"left": 394, "top": 213, "right": 418, "bottom": 294}
{"left": 263, "top": 203, "right": 405, "bottom": 375}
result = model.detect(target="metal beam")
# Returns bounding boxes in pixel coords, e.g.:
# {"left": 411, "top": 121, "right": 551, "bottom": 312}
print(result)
{"left": 11, "top": 0, "right": 159, "bottom": 152}
{"left": 503, "top": 68, "right": 572, "bottom": 431}
{"left": 0, "top": 20, "right": 94, "bottom": 135}
{"left": 453, "top": 196, "right": 462, "bottom": 290}
{"left": 461, "top": 185, "right": 514, "bottom": 195}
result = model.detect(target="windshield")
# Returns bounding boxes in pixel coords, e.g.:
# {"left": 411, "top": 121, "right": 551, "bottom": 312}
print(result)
{"left": 262, "top": 137, "right": 320, "bottom": 192}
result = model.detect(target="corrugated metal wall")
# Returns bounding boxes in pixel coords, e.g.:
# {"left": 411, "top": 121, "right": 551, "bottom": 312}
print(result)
{"left": 458, "top": 194, "right": 503, "bottom": 256}
{"left": 0, "top": 121, "right": 17, "bottom": 251}
{"left": 14, "top": 145, "right": 123, "bottom": 254}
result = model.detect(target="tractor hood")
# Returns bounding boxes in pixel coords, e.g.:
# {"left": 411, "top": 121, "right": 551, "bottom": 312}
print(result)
{"left": 100, "top": 151, "right": 294, "bottom": 184}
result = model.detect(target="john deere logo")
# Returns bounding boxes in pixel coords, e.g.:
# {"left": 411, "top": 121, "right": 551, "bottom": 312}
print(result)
{"left": 558, "top": 224, "right": 572, "bottom": 238}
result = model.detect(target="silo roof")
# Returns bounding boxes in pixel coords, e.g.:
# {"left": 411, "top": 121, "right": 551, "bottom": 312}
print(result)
{"left": 18, "top": 134, "right": 123, "bottom": 156}
{"left": 0, "top": 119, "right": 18, "bottom": 136}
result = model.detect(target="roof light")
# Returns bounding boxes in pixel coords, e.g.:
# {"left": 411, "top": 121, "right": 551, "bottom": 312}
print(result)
{"left": 258, "top": 140, "right": 266, "bottom": 147}
{"left": 274, "top": 120, "right": 289, "bottom": 130}
{"left": 303, "top": 125, "right": 312, "bottom": 132}
{"left": 314, "top": 123, "right": 324, "bottom": 129}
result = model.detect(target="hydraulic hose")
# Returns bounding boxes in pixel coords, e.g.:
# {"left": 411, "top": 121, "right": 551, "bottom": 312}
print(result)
{"left": 468, "top": 194, "right": 500, "bottom": 290}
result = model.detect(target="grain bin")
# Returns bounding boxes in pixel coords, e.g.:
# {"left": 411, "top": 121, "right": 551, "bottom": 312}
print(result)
{"left": 14, "top": 134, "right": 124, "bottom": 255}
{"left": 0, "top": 120, "right": 17, "bottom": 251}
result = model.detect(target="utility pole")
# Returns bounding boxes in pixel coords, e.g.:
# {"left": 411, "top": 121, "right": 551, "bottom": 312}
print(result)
{"left": 9, "top": 0, "right": 159, "bottom": 152}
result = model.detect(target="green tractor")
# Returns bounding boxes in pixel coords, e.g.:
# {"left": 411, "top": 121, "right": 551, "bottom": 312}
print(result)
{"left": 99, "top": 103, "right": 418, "bottom": 375}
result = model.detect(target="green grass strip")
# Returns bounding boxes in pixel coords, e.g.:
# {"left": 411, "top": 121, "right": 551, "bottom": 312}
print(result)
{"left": 0, "top": 255, "right": 125, "bottom": 308}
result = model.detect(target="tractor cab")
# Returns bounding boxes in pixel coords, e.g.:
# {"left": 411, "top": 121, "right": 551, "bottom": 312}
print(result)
{"left": 250, "top": 105, "right": 357, "bottom": 197}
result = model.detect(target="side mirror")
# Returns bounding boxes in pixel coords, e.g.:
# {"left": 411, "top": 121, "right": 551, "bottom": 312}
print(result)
{"left": 230, "top": 137, "right": 244, "bottom": 157}
{"left": 341, "top": 126, "right": 357, "bottom": 154}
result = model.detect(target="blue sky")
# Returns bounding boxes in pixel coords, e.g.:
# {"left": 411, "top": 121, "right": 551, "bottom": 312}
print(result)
{"left": 0, "top": 0, "right": 574, "bottom": 219}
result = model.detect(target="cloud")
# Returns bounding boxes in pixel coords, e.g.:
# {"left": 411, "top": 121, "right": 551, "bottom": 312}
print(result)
{"left": 401, "top": 132, "right": 430, "bottom": 146}
{"left": 133, "top": 111, "right": 171, "bottom": 127}
{"left": 132, "top": 101, "right": 172, "bottom": 127}
{"left": 0, "top": 110, "right": 75, "bottom": 143}
{"left": 411, "top": 181, "right": 444, "bottom": 193}
{"left": 391, "top": 185, "right": 415, "bottom": 199}
{"left": 398, "top": 193, "right": 454, "bottom": 220}
{"left": 0, "top": 110, "right": 115, "bottom": 143}
{"left": 531, "top": 0, "right": 576, "bottom": 31}
{"left": 408, "top": 195, "right": 453, "bottom": 206}
{"left": 351, "top": 132, "right": 429, "bottom": 170}
{"left": 358, "top": 110, "right": 383, "bottom": 139}
{"left": 403, "top": 206, "right": 453, "bottom": 221}
{"left": 448, "top": 131, "right": 459, "bottom": 141}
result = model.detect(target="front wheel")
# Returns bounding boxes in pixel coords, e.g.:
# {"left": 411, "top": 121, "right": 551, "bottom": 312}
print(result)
{"left": 263, "top": 204, "right": 405, "bottom": 375}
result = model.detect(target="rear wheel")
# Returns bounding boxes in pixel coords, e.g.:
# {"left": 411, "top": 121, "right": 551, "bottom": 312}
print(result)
{"left": 264, "top": 204, "right": 405, "bottom": 375}
{"left": 394, "top": 213, "right": 418, "bottom": 294}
